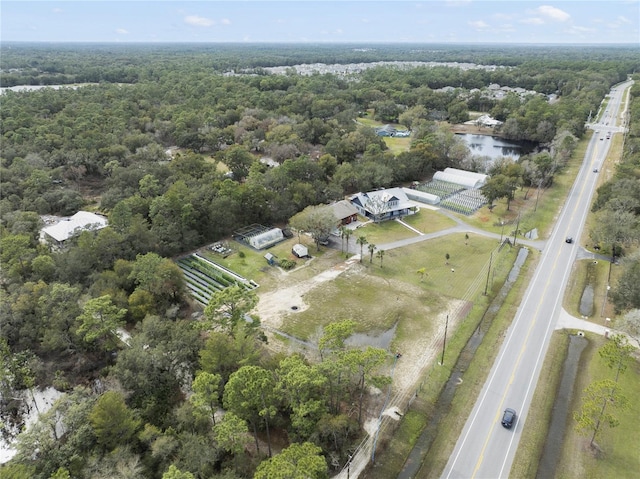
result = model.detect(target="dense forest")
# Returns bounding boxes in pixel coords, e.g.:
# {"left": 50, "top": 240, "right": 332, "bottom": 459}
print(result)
{"left": 1, "top": 43, "right": 640, "bottom": 479}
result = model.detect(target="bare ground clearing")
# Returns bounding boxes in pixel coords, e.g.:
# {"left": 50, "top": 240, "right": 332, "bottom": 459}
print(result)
{"left": 252, "top": 251, "right": 468, "bottom": 479}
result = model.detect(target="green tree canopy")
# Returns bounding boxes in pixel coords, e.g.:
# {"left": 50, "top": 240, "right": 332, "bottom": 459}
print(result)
{"left": 89, "top": 390, "right": 140, "bottom": 451}
{"left": 254, "top": 442, "right": 328, "bottom": 479}
{"left": 289, "top": 205, "right": 337, "bottom": 251}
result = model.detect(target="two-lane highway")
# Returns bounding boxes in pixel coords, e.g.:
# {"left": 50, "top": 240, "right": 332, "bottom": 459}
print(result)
{"left": 441, "top": 80, "right": 632, "bottom": 479}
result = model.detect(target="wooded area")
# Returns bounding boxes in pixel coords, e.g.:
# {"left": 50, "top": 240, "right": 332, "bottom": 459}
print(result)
{"left": 1, "top": 43, "right": 640, "bottom": 479}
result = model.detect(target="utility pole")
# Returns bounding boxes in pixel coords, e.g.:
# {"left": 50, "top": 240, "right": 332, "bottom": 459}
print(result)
{"left": 441, "top": 314, "right": 449, "bottom": 366}
{"left": 513, "top": 212, "right": 520, "bottom": 246}
{"left": 534, "top": 179, "right": 542, "bottom": 212}
{"left": 499, "top": 220, "right": 505, "bottom": 244}
{"left": 484, "top": 251, "right": 493, "bottom": 296}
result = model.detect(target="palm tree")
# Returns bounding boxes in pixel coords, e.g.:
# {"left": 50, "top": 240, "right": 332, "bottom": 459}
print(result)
{"left": 343, "top": 228, "right": 353, "bottom": 256}
{"left": 368, "top": 243, "right": 377, "bottom": 264}
{"left": 376, "top": 249, "right": 385, "bottom": 268}
{"left": 338, "top": 226, "right": 347, "bottom": 254}
{"left": 356, "top": 235, "right": 368, "bottom": 263}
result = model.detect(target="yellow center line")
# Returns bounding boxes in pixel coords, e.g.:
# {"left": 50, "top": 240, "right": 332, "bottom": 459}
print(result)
{"left": 470, "top": 141, "right": 599, "bottom": 477}
{"left": 471, "top": 264, "right": 556, "bottom": 477}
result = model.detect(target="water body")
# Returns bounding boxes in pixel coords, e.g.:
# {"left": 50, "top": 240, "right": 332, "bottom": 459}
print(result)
{"left": 457, "top": 133, "right": 537, "bottom": 161}
{"left": 346, "top": 323, "right": 398, "bottom": 350}
{"left": 398, "top": 247, "right": 529, "bottom": 479}
{"left": 536, "top": 334, "right": 588, "bottom": 479}
{"left": 579, "top": 284, "right": 595, "bottom": 317}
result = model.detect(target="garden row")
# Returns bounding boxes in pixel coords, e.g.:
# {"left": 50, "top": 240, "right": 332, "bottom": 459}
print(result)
{"left": 177, "top": 254, "right": 257, "bottom": 305}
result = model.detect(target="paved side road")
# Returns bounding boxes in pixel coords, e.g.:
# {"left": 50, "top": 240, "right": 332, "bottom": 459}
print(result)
{"left": 556, "top": 308, "right": 637, "bottom": 347}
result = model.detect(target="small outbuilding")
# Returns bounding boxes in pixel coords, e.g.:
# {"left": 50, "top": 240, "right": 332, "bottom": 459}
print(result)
{"left": 264, "top": 252, "right": 277, "bottom": 265}
{"left": 292, "top": 244, "right": 309, "bottom": 258}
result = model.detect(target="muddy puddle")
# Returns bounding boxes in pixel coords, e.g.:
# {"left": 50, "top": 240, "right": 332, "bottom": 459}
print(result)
{"left": 346, "top": 323, "right": 397, "bottom": 350}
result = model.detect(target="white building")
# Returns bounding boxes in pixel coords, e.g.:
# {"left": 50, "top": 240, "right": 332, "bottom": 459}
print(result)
{"left": 40, "top": 211, "right": 108, "bottom": 248}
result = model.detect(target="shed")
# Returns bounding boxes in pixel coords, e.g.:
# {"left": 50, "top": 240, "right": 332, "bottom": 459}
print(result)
{"left": 292, "top": 244, "right": 309, "bottom": 258}
{"left": 264, "top": 252, "right": 276, "bottom": 265}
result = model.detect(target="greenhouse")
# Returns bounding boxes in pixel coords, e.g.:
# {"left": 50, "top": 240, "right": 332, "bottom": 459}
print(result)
{"left": 404, "top": 188, "right": 441, "bottom": 205}
{"left": 234, "top": 224, "right": 285, "bottom": 250}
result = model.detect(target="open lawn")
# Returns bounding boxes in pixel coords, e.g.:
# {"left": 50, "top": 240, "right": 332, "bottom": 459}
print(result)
{"left": 401, "top": 207, "right": 457, "bottom": 233}
{"left": 385, "top": 136, "right": 412, "bottom": 154}
{"left": 351, "top": 217, "right": 418, "bottom": 246}
{"left": 199, "top": 234, "right": 339, "bottom": 293}
{"left": 279, "top": 233, "right": 502, "bottom": 340}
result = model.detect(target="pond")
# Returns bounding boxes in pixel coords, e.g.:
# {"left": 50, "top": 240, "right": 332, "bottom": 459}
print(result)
{"left": 456, "top": 133, "right": 537, "bottom": 161}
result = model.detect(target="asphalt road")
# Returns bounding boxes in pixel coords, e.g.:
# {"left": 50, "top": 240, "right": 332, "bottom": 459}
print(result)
{"left": 441, "top": 79, "right": 633, "bottom": 479}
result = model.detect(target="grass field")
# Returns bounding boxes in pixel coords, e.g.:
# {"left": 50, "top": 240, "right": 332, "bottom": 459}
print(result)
{"left": 279, "top": 233, "right": 501, "bottom": 341}
{"left": 556, "top": 333, "right": 640, "bottom": 479}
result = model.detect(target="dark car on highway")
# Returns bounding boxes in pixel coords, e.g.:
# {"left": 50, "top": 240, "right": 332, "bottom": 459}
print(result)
{"left": 501, "top": 408, "right": 516, "bottom": 429}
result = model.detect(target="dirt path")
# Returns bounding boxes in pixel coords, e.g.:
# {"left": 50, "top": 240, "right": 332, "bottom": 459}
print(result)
{"left": 252, "top": 245, "right": 468, "bottom": 479}
{"left": 253, "top": 255, "right": 363, "bottom": 330}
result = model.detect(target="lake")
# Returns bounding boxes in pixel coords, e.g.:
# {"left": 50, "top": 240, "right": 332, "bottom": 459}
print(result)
{"left": 456, "top": 133, "right": 537, "bottom": 161}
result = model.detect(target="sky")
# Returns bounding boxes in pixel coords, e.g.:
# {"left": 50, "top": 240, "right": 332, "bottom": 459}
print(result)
{"left": 1, "top": 1, "right": 639, "bottom": 44}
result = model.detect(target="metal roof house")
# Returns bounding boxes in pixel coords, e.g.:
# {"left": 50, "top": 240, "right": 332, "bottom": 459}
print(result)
{"left": 325, "top": 200, "right": 359, "bottom": 226}
{"left": 375, "top": 125, "right": 396, "bottom": 137}
{"left": 39, "top": 211, "right": 108, "bottom": 248}
{"left": 349, "top": 187, "right": 415, "bottom": 222}
{"left": 375, "top": 124, "right": 410, "bottom": 137}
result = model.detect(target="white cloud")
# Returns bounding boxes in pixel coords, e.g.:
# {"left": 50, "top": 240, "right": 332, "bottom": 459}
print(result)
{"left": 184, "top": 15, "right": 214, "bottom": 27}
{"left": 52, "top": 8, "right": 63, "bottom": 14}
{"left": 566, "top": 25, "right": 595, "bottom": 34}
{"left": 221, "top": 18, "right": 231, "bottom": 25}
{"left": 469, "top": 20, "right": 489, "bottom": 29}
{"left": 116, "top": 28, "right": 129, "bottom": 35}
{"left": 533, "top": 5, "right": 571, "bottom": 22}
{"left": 521, "top": 17, "right": 545, "bottom": 25}
{"left": 617, "top": 15, "right": 631, "bottom": 24}
{"left": 445, "top": 0, "right": 473, "bottom": 6}
{"left": 493, "top": 13, "right": 514, "bottom": 21}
